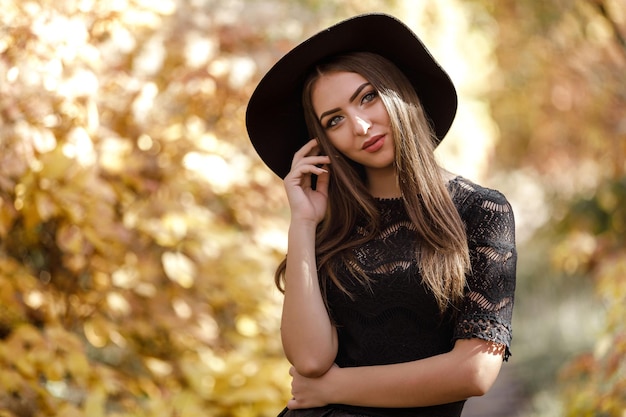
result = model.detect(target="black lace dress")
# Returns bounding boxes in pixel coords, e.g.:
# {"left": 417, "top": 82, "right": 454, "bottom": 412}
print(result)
{"left": 279, "top": 177, "right": 517, "bottom": 417}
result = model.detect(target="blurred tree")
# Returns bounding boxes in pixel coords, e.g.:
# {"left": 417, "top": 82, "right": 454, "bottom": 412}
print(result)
{"left": 0, "top": 1, "right": 290, "bottom": 416}
{"left": 466, "top": 0, "right": 626, "bottom": 415}
{"left": 555, "top": 177, "right": 626, "bottom": 416}
{"left": 470, "top": 0, "right": 626, "bottom": 189}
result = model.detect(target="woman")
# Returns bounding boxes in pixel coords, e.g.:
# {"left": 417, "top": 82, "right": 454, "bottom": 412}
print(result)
{"left": 246, "top": 13, "right": 516, "bottom": 417}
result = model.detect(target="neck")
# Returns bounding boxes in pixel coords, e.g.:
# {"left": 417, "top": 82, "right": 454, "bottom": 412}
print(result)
{"left": 366, "top": 165, "right": 401, "bottom": 199}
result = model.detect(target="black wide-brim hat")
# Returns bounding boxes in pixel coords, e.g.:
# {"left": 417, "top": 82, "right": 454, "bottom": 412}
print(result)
{"left": 245, "top": 13, "right": 457, "bottom": 179}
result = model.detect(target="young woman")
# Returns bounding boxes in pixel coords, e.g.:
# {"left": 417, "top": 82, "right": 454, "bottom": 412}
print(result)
{"left": 246, "top": 13, "right": 516, "bottom": 417}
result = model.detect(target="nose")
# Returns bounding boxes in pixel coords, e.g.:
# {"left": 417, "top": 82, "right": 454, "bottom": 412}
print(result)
{"left": 353, "top": 115, "right": 371, "bottom": 136}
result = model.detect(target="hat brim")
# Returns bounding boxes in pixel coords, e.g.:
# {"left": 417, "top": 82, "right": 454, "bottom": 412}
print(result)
{"left": 245, "top": 13, "right": 457, "bottom": 179}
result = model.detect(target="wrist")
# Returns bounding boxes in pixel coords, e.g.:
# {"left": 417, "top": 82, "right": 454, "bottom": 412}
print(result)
{"left": 289, "top": 217, "right": 319, "bottom": 234}
{"left": 323, "top": 365, "right": 345, "bottom": 405}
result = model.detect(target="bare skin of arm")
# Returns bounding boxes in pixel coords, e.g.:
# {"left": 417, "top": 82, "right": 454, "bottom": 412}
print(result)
{"left": 288, "top": 338, "right": 506, "bottom": 409}
{"left": 280, "top": 139, "right": 337, "bottom": 377}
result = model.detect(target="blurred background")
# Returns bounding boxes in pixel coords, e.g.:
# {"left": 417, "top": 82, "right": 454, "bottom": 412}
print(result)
{"left": 0, "top": 0, "right": 624, "bottom": 416}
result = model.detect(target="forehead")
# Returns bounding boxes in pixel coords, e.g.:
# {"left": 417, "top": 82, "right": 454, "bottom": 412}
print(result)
{"left": 311, "top": 71, "right": 369, "bottom": 112}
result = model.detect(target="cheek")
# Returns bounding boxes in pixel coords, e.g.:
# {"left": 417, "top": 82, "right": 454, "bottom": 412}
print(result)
{"left": 326, "top": 131, "right": 350, "bottom": 152}
{"left": 377, "top": 104, "right": 392, "bottom": 124}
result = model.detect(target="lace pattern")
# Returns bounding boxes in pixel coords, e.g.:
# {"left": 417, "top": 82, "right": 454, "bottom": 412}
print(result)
{"left": 325, "top": 176, "right": 517, "bottom": 363}
{"left": 450, "top": 177, "right": 517, "bottom": 360}
{"left": 318, "top": 177, "right": 516, "bottom": 417}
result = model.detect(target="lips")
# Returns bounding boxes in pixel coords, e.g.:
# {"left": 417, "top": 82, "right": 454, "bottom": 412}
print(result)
{"left": 362, "top": 134, "right": 385, "bottom": 152}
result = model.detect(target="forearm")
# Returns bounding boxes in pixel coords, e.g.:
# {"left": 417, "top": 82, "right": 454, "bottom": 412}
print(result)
{"left": 290, "top": 339, "right": 503, "bottom": 409}
{"left": 281, "top": 220, "right": 337, "bottom": 377}
{"left": 331, "top": 340, "right": 502, "bottom": 407}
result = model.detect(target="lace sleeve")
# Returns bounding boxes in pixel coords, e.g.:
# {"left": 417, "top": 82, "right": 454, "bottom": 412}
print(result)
{"left": 452, "top": 185, "right": 517, "bottom": 361}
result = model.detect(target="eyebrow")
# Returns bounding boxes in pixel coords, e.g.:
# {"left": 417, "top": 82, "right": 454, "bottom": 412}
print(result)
{"left": 318, "top": 82, "right": 372, "bottom": 123}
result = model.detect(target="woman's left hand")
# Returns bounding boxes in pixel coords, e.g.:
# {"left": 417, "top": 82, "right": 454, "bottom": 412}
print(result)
{"left": 287, "top": 364, "right": 339, "bottom": 409}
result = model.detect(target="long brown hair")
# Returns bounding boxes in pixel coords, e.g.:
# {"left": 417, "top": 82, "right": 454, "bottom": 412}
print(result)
{"left": 275, "top": 52, "right": 470, "bottom": 312}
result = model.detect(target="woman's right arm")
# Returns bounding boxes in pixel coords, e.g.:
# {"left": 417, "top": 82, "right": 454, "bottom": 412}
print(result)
{"left": 280, "top": 139, "right": 337, "bottom": 377}
{"left": 281, "top": 220, "right": 338, "bottom": 377}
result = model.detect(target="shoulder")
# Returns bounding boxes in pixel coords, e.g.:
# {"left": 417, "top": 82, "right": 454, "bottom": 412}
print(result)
{"left": 448, "top": 176, "right": 516, "bottom": 244}
{"left": 448, "top": 176, "right": 510, "bottom": 205}
{"left": 448, "top": 176, "right": 513, "bottom": 217}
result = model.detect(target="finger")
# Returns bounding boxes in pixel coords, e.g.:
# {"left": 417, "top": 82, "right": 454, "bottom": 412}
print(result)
{"left": 313, "top": 165, "right": 330, "bottom": 194}
{"left": 285, "top": 160, "right": 329, "bottom": 187}
{"left": 291, "top": 139, "right": 322, "bottom": 167}
{"left": 286, "top": 397, "right": 298, "bottom": 410}
{"left": 293, "top": 138, "right": 318, "bottom": 157}
{"left": 292, "top": 155, "right": 330, "bottom": 171}
{"left": 301, "top": 138, "right": 322, "bottom": 156}
{"left": 291, "top": 156, "right": 329, "bottom": 177}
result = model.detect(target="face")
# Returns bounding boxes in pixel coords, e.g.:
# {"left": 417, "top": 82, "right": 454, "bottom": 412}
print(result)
{"left": 311, "top": 71, "right": 395, "bottom": 174}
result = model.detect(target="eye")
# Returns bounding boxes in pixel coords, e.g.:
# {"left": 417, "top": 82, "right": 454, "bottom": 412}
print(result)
{"left": 362, "top": 90, "right": 378, "bottom": 104}
{"left": 325, "top": 115, "right": 343, "bottom": 129}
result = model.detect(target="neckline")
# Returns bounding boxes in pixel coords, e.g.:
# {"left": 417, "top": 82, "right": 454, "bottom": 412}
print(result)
{"left": 374, "top": 196, "right": 403, "bottom": 202}
{"left": 372, "top": 176, "right": 463, "bottom": 202}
